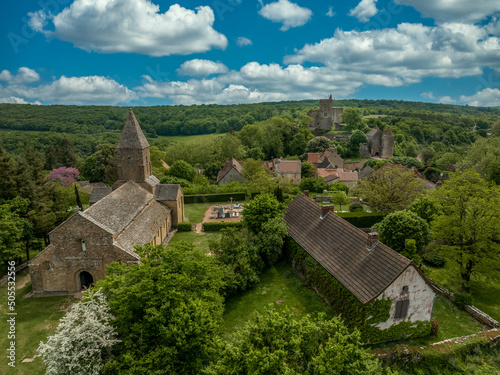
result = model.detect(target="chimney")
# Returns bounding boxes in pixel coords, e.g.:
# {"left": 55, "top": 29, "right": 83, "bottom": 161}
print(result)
{"left": 329, "top": 205, "right": 335, "bottom": 214}
{"left": 321, "top": 205, "right": 332, "bottom": 219}
{"left": 304, "top": 190, "right": 310, "bottom": 198}
{"left": 366, "top": 232, "right": 379, "bottom": 250}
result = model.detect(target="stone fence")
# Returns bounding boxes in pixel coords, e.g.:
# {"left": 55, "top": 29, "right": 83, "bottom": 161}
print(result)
{"left": 427, "top": 277, "right": 499, "bottom": 328}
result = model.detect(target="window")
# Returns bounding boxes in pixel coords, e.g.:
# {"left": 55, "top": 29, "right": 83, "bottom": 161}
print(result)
{"left": 128, "top": 157, "right": 132, "bottom": 164}
{"left": 394, "top": 299, "right": 409, "bottom": 319}
{"left": 324, "top": 112, "right": 328, "bottom": 116}
{"left": 402, "top": 285, "right": 409, "bottom": 293}
{"left": 81, "top": 240, "right": 86, "bottom": 251}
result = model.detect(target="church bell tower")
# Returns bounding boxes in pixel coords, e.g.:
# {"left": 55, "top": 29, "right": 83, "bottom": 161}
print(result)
{"left": 112, "top": 109, "right": 152, "bottom": 190}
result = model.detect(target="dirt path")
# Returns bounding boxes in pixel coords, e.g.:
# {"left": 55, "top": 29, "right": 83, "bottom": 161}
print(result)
{"left": 195, "top": 223, "right": 205, "bottom": 235}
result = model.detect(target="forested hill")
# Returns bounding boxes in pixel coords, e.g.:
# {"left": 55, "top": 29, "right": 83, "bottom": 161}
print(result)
{"left": 0, "top": 99, "right": 499, "bottom": 137}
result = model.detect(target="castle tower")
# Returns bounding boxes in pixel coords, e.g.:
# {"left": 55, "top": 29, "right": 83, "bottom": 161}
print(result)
{"left": 112, "top": 109, "right": 152, "bottom": 190}
{"left": 381, "top": 127, "right": 395, "bottom": 159}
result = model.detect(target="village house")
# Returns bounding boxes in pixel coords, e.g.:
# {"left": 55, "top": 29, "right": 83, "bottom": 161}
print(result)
{"left": 308, "top": 149, "right": 359, "bottom": 188}
{"left": 285, "top": 194, "right": 436, "bottom": 342}
{"left": 217, "top": 156, "right": 245, "bottom": 184}
{"left": 272, "top": 158, "right": 302, "bottom": 184}
{"left": 28, "top": 109, "right": 185, "bottom": 296}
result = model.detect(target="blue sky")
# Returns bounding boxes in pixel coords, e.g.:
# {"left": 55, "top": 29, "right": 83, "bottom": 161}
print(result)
{"left": 1, "top": 0, "right": 499, "bottom": 106}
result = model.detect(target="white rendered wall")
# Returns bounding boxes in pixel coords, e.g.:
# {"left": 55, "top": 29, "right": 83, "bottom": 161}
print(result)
{"left": 376, "top": 265, "right": 435, "bottom": 330}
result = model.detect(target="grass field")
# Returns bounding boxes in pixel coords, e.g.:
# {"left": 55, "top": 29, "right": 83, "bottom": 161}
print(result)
{"left": 423, "top": 258, "right": 500, "bottom": 321}
{"left": 184, "top": 202, "right": 212, "bottom": 223}
{"left": 221, "top": 259, "right": 333, "bottom": 336}
{"left": 154, "top": 133, "right": 223, "bottom": 145}
{"left": 0, "top": 270, "right": 78, "bottom": 375}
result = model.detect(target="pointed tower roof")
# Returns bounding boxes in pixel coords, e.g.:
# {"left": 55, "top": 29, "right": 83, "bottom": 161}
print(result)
{"left": 383, "top": 126, "right": 393, "bottom": 135}
{"left": 117, "top": 109, "right": 149, "bottom": 150}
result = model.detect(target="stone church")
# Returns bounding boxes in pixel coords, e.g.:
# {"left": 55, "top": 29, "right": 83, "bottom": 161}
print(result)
{"left": 29, "top": 109, "right": 184, "bottom": 296}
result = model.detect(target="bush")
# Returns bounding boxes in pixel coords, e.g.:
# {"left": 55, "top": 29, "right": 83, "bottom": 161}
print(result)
{"left": 177, "top": 222, "right": 192, "bottom": 232}
{"left": 349, "top": 202, "right": 364, "bottom": 212}
{"left": 329, "top": 182, "right": 349, "bottom": 194}
{"left": 184, "top": 192, "right": 246, "bottom": 204}
{"left": 430, "top": 318, "right": 440, "bottom": 336}
{"left": 423, "top": 252, "right": 446, "bottom": 267}
{"left": 337, "top": 212, "right": 386, "bottom": 228}
{"left": 455, "top": 292, "right": 473, "bottom": 310}
{"left": 160, "top": 176, "right": 191, "bottom": 187}
{"left": 203, "top": 222, "right": 244, "bottom": 232}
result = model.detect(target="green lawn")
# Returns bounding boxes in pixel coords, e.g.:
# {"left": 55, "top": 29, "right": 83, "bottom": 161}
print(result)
{"left": 184, "top": 202, "right": 211, "bottom": 223}
{"left": 370, "top": 295, "right": 483, "bottom": 349}
{"left": 155, "top": 133, "right": 224, "bottom": 145}
{"left": 221, "top": 260, "right": 333, "bottom": 336}
{"left": 169, "top": 231, "right": 220, "bottom": 253}
{"left": 0, "top": 270, "right": 78, "bottom": 375}
{"left": 423, "top": 258, "right": 500, "bottom": 321}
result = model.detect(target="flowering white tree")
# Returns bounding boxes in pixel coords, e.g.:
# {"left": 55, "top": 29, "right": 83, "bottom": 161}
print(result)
{"left": 37, "top": 288, "right": 119, "bottom": 375}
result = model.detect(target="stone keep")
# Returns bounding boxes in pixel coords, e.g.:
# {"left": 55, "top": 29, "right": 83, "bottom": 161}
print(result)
{"left": 308, "top": 95, "right": 343, "bottom": 131}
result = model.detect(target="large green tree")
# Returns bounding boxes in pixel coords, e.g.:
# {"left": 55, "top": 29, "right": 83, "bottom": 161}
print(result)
{"left": 168, "top": 160, "right": 197, "bottom": 182}
{"left": 378, "top": 210, "right": 430, "bottom": 264}
{"left": 205, "top": 308, "right": 391, "bottom": 375}
{"left": 304, "top": 136, "right": 331, "bottom": 154}
{"left": 242, "top": 194, "right": 283, "bottom": 232}
{"left": 96, "top": 242, "right": 225, "bottom": 374}
{"left": 353, "top": 164, "right": 425, "bottom": 212}
{"left": 461, "top": 136, "right": 500, "bottom": 184}
{"left": 431, "top": 169, "right": 500, "bottom": 290}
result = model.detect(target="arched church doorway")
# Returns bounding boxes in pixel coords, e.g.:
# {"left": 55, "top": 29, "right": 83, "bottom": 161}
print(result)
{"left": 79, "top": 271, "right": 94, "bottom": 290}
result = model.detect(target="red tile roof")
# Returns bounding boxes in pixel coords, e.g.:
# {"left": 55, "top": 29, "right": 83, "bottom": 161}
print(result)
{"left": 277, "top": 160, "right": 301, "bottom": 173}
{"left": 285, "top": 194, "right": 412, "bottom": 304}
{"left": 317, "top": 169, "right": 358, "bottom": 181}
{"left": 307, "top": 153, "right": 321, "bottom": 164}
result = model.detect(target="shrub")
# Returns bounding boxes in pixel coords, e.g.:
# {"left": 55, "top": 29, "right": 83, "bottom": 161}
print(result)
{"left": 349, "top": 202, "right": 364, "bottom": 212}
{"left": 430, "top": 318, "right": 440, "bottom": 336}
{"left": 203, "top": 222, "right": 244, "bottom": 232}
{"left": 455, "top": 292, "right": 473, "bottom": 310}
{"left": 177, "top": 222, "right": 192, "bottom": 232}
{"left": 337, "top": 212, "right": 386, "bottom": 228}
{"left": 184, "top": 192, "right": 246, "bottom": 204}
{"left": 423, "top": 252, "right": 446, "bottom": 268}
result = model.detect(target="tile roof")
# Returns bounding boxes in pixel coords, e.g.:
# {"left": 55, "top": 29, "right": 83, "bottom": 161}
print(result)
{"left": 307, "top": 153, "right": 321, "bottom": 164}
{"left": 84, "top": 181, "right": 154, "bottom": 235}
{"left": 89, "top": 187, "right": 112, "bottom": 204}
{"left": 317, "top": 169, "right": 358, "bottom": 181}
{"left": 217, "top": 157, "right": 243, "bottom": 182}
{"left": 359, "top": 166, "right": 374, "bottom": 180}
{"left": 117, "top": 109, "right": 150, "bottom": 150}
{"left": 155, "top": 184, "right": 182, "bottom": 201}
{"left": 284, "top": 194, "right": 411, "bottom": 304}
{"left": 276, "top": 160, "right": 301, "bottom": 173}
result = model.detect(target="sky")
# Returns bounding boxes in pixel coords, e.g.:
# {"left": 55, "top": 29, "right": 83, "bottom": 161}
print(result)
{"left": 0, "top": 0, "right": 499, "bottom": 107}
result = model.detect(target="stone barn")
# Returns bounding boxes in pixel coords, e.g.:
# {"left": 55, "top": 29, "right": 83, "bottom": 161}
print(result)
{"left": 29, "top": 109, "right": 185, "bottom": 296}
{"left": 284, "top": 194, "right": 436, "bottom": 342}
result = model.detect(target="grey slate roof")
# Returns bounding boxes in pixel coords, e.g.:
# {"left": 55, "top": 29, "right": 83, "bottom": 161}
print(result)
{"left": 89, "top": 187, "right": 112, "bottom": 205}
{"left": 84, "top": 181, "right": 155, "bottom": 235}
{"left": 117, "top": 109, "right": 150, "bottom": 150}
{"left": 359, "top": 166, "right": 375, "bottom": 180}
{"left": 155, "top": 184, "right": 182, "bottom": 201}
{"left": 284, "top": 194, "right": 411, "bottom": 304}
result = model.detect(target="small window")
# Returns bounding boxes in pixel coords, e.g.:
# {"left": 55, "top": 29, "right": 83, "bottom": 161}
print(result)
{"left": 324, "top": 112, "right": 328, "bottom": 116}
{"left": 402, "top": 285, "right": 409, "bottom": 293}
{"left": 128, "top": 157, "right": 132, "bottom": 164}
{"left": 81, "top": 240, "right": 86, "bottom": 251}
{"left": 394, "top": 299, "right": 409, "bottom": 319}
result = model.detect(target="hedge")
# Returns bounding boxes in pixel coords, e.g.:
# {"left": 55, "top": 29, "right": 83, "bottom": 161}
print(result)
{"left": 177, "top": 222, "right": 193, "bottom": 232}
{"left": 184, "top": 192, "right": 246, "bottom": 204}
{"left": 337, "top": 211, "right": 386, "bottom": 228}
{"left": 202, "top": 222, "right": 245, "bottom": 232}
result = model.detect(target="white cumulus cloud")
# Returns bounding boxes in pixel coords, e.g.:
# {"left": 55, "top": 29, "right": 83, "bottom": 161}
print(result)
{"left": 285, "top": 22, "right": 500, "bottom": 86}
{"left": 421, "top": 92, "right": 435, "bottom": 99}
{"left": 395, "top": 0, "right": 500, "bottom": 24}
{"left": 0, "top": 69, "right": 137, "bottom": 105}
{"left": 326, "top": 7, "right": 335, "bottom": 18}
{"left": 236, "top": 37, "right": 253, "bottom": 46}
{"left": 0, "top": 67, "right": 40, "bottom": 84}
{"left": 28, "top": 0, "right": 227, "bottom": 56}
{"left": 0, "top": 97, "right": 41, "bottom": 105}
{"left": 460, "top": 88, "right": 500, "bottom": 107}
{"left": 177, "top": 60, "right": 228, "bottom": 76}
{"left": 349, "top": 0, "right": 378, "bottom": 23}
{"left": 259, "top": 0, "right": 312, "bottom": 31}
